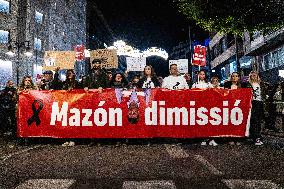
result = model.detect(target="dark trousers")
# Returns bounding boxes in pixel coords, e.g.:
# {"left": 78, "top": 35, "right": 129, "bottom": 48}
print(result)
{"left": 249, "top": 100, "right": 264, "bottom": 140}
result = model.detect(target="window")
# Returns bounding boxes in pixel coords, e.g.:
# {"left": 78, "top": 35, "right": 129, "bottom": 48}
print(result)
{"left": 0, "top": 30, "right": 9, "bottom": 44}
{"left": 0, "top": 0, "right": 9, "bottom": 13}
{"left": 34, "top": 38, "right": 41, "bottom": 51}
{"left": 35, "top": 11, "right": 43, "bottom": 24}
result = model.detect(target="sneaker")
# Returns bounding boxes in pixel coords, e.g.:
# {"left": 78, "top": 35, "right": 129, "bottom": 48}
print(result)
{"left": 201, "top": 141, "right": 207, "bottom": 146}
{"left": 236, "top": 142, "right": 241, "bottom": 146}
{"left": 255, "top": 138, "right": 263, "bottom": 146}
{"left": 68, "top": 141, "right": 75, "bottom": 146}
{"left": 209, "top": 140, "right": 218, "bottom": 146}
{"left": 62, "top": 142, "right": 69, "bottom": 147}
{"left": 229, "top": 141, "right": 235, "bottom": 145}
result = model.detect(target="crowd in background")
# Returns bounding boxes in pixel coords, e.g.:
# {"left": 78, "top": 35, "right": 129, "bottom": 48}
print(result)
{"left": 0, "top": 59, "right": 284, "bottom": 147}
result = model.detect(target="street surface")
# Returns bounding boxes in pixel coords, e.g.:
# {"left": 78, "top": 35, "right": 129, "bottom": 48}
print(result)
{"left": 0, "top": 138, "right": 283, "bottom": 189}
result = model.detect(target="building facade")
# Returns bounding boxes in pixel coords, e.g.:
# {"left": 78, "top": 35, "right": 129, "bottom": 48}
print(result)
{"left": 0, "top": 0, "right": 87, "bottom": 86}
{"left": 209, "top": 27, "right": 284, "bottom": 84}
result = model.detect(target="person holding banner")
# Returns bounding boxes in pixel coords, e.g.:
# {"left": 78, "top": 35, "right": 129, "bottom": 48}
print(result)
{"left": 192, "top": 70, "right": 212, "bottom": 89}
{"left": 17, "top": 76, "right": 38, "bottom": 93}
{"left": 84, "top": 59, "right": 108, "bottom": 92}
{"left": 137, "top": 65, "right": 160, "bottom": 89}
{"left": 192, "top": 70, "right": 217, "bottom": 146}
{"left": 211, "top": 76, "right": 221, "bottom": 88}
{"left": 62, "top": 69, "right": 82, "bottom": 90}
{"left": 39, "top": 67, "right": 62, "bottom": 90}
{"left": 162, "top": 64, "right": 189, "bottom": 90}
{"left": 110, "top": 72, "right": 129, "bottom": 89}
{"left": 224, "top": 72, "right": 243, "bottom": 89}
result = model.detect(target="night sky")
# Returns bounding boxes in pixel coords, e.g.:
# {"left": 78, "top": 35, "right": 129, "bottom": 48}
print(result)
{"left": 93, "top": 0, "right": 209, "bottom": 53}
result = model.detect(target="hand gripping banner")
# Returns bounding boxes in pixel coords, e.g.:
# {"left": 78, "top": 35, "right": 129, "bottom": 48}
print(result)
{"left": 17, "top": 88, "right": 252, "bottom": 138}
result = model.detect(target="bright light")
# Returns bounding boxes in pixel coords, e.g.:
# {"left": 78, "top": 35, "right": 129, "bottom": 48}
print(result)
{"left": 24, "top": 51, "right": 33, "bottom": 57}
{"left": 142, "top": 47, "right": 168, "bottom": 60}
{"left": 6, "top": 51, "right": 15, "bottom": 56}
{"left": 108, "top": 40, "right": 168, "bottom": 59}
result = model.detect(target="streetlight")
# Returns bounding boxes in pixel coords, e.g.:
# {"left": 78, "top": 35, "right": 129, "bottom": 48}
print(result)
{"left": 5, "top": 40, "right": 33, "bottom": 85}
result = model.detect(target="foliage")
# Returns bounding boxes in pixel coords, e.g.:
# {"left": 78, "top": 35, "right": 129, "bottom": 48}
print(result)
{"left": 175, "top": 0, "right": 284, "bottom": 35}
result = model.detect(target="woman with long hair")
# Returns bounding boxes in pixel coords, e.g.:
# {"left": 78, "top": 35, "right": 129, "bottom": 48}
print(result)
{"left": 137, "top": 65, "right": 160, "bottom": 89}
{"left": 244, "top": 71, "right": 269, "bottom": 145}
{"left": 224, "top": 72, "right": 242, "bottom": 89}
{"left": 110, "top": 72, "right": 129, "bottom": 89}
{"left": 192, "top": 70, "right": 212, "bottom": 89}
{"left": 18, "top": 75, "right": 37, "bottom": 93}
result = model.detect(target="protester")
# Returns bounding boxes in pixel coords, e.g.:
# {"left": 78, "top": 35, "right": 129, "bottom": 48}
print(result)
{"left": 192, "top": 70, "right": 217, "bottom": 146}
{"left": 162, "top": 64, "right": 189, "bottom": 89}
{"left": 18, "top": 75, "right": 38, "bottom": 93}
{"left": 0, "top": 80, "right": 17, "bottom": 136}
{"left": 129, "top": 75, "right": 140, "bottom": 89}
{"left": 84, "top": 59, "right": 108, "bottom": 92}
{"left": 110, "top": 72, "right": 129, "bottom": 89}
{"left": 223, "top": 72, "right": 242, "bottom": 89}
{"left": 39, "top": 67, "right": 62, "bottom": 90}
{"left": 192, "top": 70, "right": 212, "bottom": 89}
{"left": 62, "top": 69, "right": 82, "bottom": 90}
{"left": 137, "top": 65, "right": 160, "bottom": 89}
{"left": 184, "top": 73, "right": 192, "bottom": 88}
{"left": 210, "top": 76, "right": 221, "bottom": 88}
{"left": 243, "top": 71, "right": 269, "bottom": 145}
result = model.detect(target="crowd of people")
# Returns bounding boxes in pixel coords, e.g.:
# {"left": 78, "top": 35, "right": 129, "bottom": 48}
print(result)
{"left": 0, "top": 60, "right": 283, "bottom": 147}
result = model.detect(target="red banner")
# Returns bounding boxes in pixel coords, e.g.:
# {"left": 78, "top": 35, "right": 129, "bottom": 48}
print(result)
{"left": 18, "top": 88, "right": 252, "bottom": 138}
{"left": 74, "top": 45, "right": 85, "bottom": 61}
{"left": 192, "top": 45, "right": 206, "bottom": 66}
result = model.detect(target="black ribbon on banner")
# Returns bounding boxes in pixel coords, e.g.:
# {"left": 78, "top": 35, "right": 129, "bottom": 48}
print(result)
{"left": 27, "top": 99, "right": 44, "bottom": 126}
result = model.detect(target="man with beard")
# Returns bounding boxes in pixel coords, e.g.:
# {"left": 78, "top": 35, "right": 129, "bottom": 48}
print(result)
{"left": 84, "top": 59, "right": 108, "bottom": 91}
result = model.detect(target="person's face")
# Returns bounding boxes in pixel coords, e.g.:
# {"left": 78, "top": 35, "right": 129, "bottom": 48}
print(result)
{"left": 199, "top": 71, "right": 206, "bottom": 80}
{"left": 128, "top": 102, "right": 139, "bottom": 119}
{"left": 250, "top": 72, "right": 258, "bottom": 81}
{"left": 7, "top": 81, "right": 14, "bottom": 87}
{"left": 91, "top": 63, "right": 101, "bottom": 70}
{"left": 43, "top": 73, "right": 53, "bottom": 81}
{"left": 67, "top": 71, "right": 74, "bottom": 79}
{"left": 170, "top": 65, "right": 178, "bottom": 76}
{"left": 231, "top": 73, "right": 239, "bottom": 82}
{"left": 24, "top": 78, "right": 32, "bottom": 86}
{"left": 133, "top": 77, "right": 139, "bottom": 83}
{"left": 115, "top": 74, "right": 122, "bottom": 82}
{"left": 107, "top": 73, "right": 112, "bottom": 80}
{"left": 144, "top": 66, "right": 152, "bottom": 76}
{"left": 211, "top": 78, "right": 219, "bottom": 85}
{"left": 184, "top": 73, "right": 190, "bottom": 81}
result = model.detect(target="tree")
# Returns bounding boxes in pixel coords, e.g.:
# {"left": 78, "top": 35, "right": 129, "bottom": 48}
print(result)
{"left": 175, "top": 0, "right": 284, "bottom": 35}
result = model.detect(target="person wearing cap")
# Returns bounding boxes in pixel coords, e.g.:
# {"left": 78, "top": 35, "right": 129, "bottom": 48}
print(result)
{"left": 40, "top": 67, "right": 62, "bottom": 90}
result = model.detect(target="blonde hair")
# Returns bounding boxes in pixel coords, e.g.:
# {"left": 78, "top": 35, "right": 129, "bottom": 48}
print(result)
{"left": 248, "top": 71, "right": 261, "bottom": 84}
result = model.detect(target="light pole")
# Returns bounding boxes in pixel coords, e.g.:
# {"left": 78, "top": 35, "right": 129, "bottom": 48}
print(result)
{"left": 6, "top": 40, "right": 33, "bottom": 85}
